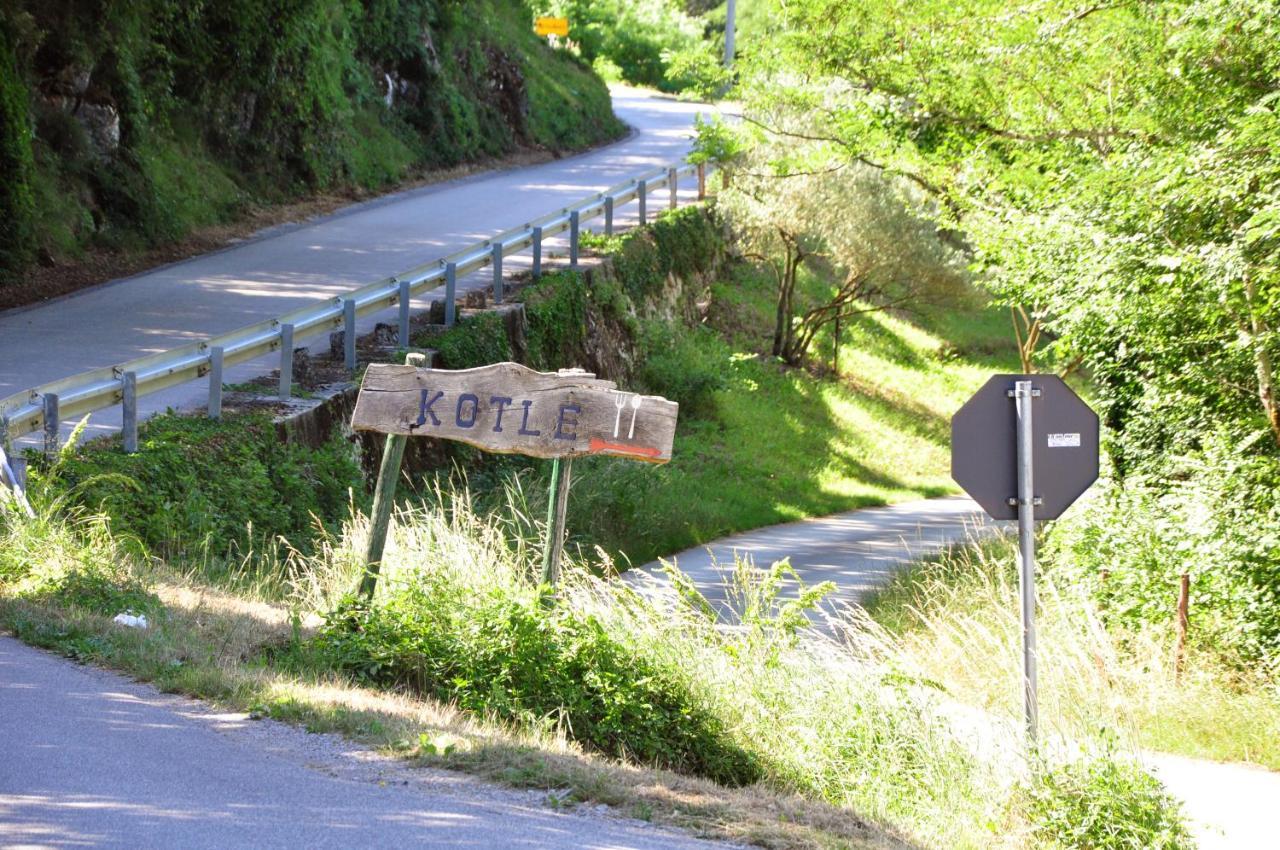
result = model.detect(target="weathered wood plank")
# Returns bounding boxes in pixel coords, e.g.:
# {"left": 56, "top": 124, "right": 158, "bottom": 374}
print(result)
{"left": 352, "top": 362, "right": 678, "bottom": 464}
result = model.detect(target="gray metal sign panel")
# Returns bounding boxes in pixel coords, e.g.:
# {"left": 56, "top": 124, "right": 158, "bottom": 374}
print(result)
{"left": 951, "top": 374, "right": 1099, "bottom": 520}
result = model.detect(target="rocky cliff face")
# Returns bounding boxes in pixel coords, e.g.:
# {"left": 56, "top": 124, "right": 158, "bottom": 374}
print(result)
{"left": 0, "top": 1, "right": 623, "bottom": 280}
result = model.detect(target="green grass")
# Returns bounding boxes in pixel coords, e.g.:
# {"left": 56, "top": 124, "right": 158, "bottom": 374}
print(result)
{"left": 562, "top": 263, "right": 1018, "bottom": 566}
{"left": 0, "top": 489, "right": 1193, "bottom": 850}
{"left": 864, "top": 537, "right": 1280, "bottom": 772}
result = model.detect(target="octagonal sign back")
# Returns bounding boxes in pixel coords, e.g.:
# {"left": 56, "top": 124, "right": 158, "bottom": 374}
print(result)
{"left": 951, "top": 374, "right": 1099, "bottom": 520}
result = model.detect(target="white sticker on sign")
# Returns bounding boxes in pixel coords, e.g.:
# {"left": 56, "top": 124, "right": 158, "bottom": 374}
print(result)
{"left": 1048, "top": 433, "right": 1081, "bottom": 448}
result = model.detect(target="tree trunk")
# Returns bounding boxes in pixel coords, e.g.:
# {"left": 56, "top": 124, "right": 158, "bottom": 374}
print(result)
{"left": 1243, "top": 274, "right": 1280, "bottom": 448}
{"left": 772, "top": 244, "right": 799, "bottom": 359}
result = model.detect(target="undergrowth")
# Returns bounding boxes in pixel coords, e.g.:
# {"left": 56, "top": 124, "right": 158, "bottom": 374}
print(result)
{"left": 865, "top": 534, "right": 1280, "bottom": 772}
{"left": 0, "top": 478, "right": 1196, "bottom": 849}
{"left": 25, "top": 412, "right": 365, "bottom": 561}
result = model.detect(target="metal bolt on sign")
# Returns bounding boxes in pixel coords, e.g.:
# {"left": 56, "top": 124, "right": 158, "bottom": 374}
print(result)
{"left": 951, "top": 374, "right": 1099, "bottom": 747}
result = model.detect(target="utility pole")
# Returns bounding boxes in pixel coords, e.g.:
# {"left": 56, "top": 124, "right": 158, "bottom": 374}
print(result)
{"left": 724, "top": 0, "right": 736, "bottom": 67}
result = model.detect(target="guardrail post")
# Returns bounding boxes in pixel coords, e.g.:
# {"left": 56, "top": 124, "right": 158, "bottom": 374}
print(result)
{"left": 279, "top": 323, "right": 294, "bottom": 401}
{"left": 398, "top": 279, "right": 411, "bottom": 346}
{"left": 668, "top": 167, "right": 678, "bottom": 210}
{"left": 491, "top": 242, "right": 504, "bottom": 304}
{"left": 208, "top": 347, "right": 224, "bottom": 419}
{"left": 604, "top": 196, "right": 614, "bottom": 236}
{"left": 569, "top": 211, "right": 580, "bottom": 269}
{"left": 42, "top": 393, "right": 59, "bottom": 460}
{"left": 0, "top": 415, "right": 19, "bottom": 494}
{"left": 122, "top": 372, "right": 138, "bottom": 453}
{"left": 532, "top": 227, "right": 543, "bottom": 280}
{"left": 444, "top": 262, "right": 457, "bottom": 327}
{"left": 638, "top": 180, "right": 647, "bottom": 225}
{"left": 697, "top": 163, "right": 706, "bottom": 200}
{"left": 343, "top": 299, "right": 357, "bottom": 370}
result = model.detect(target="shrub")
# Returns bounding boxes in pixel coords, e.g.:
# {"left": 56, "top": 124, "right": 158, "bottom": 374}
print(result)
{"left": 31, "top": 413, "right": 364, "bottom": 559}
{"left": 1024, "top": 756, "right": 1193, "bottom": 850}
{"left": 315, "top": 564, "right": 761, "bottom": 785}
{"left": 0, "top": 510, "right": 159, "bottom": 617}
{"left": 521, "top": 271, "right": 589, "bottom": 371}
{"left": 1047, "top": 431, "right": 1280, "bottom": 666}
{"left": 0, "top": 28, "right": 35, "bottom": 277}
{"left": 430, "top": 310, "right": 514, "bottom": 368}
{"left": 635, "top": 320, "right": 726, "bottom": 418}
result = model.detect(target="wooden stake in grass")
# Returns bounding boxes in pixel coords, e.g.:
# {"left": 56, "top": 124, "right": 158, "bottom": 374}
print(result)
{"left": 1175, "top": 572, "right": 1190, "bottom": 680}
{"left": 360, "top": 352, "right": 427, "bottom": 600}
{"left": 540, "top": 456, "right": 573, "bottom": 587}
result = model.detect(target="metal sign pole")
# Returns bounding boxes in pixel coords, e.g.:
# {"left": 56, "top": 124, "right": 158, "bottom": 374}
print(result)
{"left": 1013, "top": 379, "right": 1039, "bottom": 745}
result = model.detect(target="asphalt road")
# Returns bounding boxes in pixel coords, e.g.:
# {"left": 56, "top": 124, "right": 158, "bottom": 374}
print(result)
{"left": 0, "top": 87, "right": 715, "bottom": 447}
{"left": 0, "top": 636, "right": 739, "bottom": 850}
{"left": 637, "top": 495, "right": 1000, "bottom": 614}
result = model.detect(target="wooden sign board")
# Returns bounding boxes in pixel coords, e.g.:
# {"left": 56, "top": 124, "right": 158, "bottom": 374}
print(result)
{"left": 352, "top": 362, "right": 678, "bottom": 464}
{"left": 534, "top": 17, "right": 569, "bottom": 36}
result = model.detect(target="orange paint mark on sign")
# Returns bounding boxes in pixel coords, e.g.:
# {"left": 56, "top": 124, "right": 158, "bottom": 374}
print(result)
{"left": 589, "top": 437, "right": 661, "bottom": 459}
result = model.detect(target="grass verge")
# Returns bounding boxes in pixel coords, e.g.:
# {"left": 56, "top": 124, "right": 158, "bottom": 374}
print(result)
{"left": 1, "top": 492, "right": 1193, "bottom": 850}
{"left": 864, "top": 535, "right": 1280, "bottom": 772}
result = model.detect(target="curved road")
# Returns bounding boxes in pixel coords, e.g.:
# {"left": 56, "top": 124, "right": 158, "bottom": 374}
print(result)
{"left": 0, "top": 87, "right": 715, "bottom": 446}
{"left": 638, "top": 496, "right": 999, "bottom": 615}
{"left": 0, "top": 636, "right": 740, "bottom": 850}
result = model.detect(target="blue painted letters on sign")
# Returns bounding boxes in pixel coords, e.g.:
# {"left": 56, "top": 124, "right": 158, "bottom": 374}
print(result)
{"left": 455, "top": 393, "right": 479, "bottom": 428}
{"left": 417, "top": 390, "right": 443, "bottom": 426}
{"left": 554, "top": 403, "right": 581, "bottom": 441}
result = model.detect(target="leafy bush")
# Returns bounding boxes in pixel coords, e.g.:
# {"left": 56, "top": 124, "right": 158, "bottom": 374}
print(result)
{"left": 0, "top": 27, "right": 35, "bottom": 278}
{"left": 315, "top": 561, "right": 761, "bottom": 785}
{"left": 635, "top": 320, "right": 726, "bottom": 418}
{"left": 1024, "top": 757, "right": 1193, "bottom": 850}
{"left": 521, "top": 271, "right": 589, "bottom": 371}
{"left": 0, "top": 510, "right": 159, "bottom": 617}
{"left": 1048, "top": 433, "right": 1280, "bottom": 665}
{"left": 609, "top": 205, "right": 724, "bottom": 304}
{"left": 430, "top": 310, "right": 514, "bottom": 368}
{"left": 31, "top": 413, "right": 364, "bottom": 559}
{"left": 535, "top": 0, "right": 705, "bottom": 91}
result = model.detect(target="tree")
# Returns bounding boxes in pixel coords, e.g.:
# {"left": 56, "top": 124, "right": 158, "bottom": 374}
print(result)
{"left": 737, "top": 0, "right": 1280, "bottom": 456}
{"left": 715, "top": 116, "right": 968, "bottom": 364}
{"left": 731, "top": 0, "right": 1280, "bottom": 661}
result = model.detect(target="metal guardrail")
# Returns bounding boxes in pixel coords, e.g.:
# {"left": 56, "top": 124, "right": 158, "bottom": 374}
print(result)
{"left": 0, "top": 161, "right": 708, "bottom": 452}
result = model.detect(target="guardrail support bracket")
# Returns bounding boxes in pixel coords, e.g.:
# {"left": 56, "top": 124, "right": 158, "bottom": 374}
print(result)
{"left": 569, "top": 211, "right": 580, "bottom": 269}
{"left": 42, "top": 394, "right": 59, "bottom": 460}
{"left": 279, "top": 324, "right": 295, "bottom": 401}
{"left": 398, "top": 279, "right": 411, "bottom": 346}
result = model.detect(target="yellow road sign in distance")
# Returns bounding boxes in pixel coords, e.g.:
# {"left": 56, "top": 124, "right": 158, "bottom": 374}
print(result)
{"left": 535, "top": 17, "right": 569, "bottom": 36}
